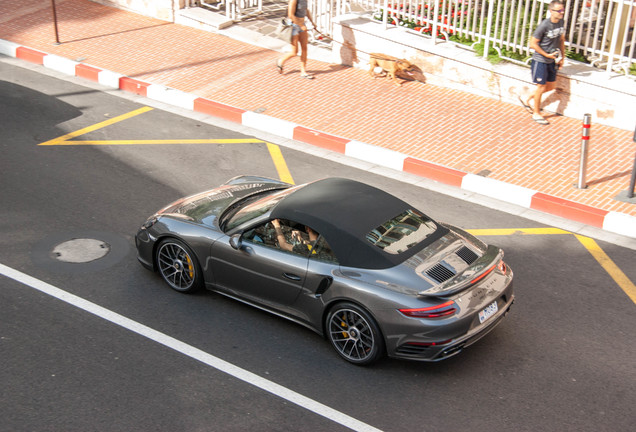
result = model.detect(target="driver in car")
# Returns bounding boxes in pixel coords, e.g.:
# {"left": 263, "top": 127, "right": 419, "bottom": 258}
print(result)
{"left": 272, "top": 219, "right": 318, "bottom": 254}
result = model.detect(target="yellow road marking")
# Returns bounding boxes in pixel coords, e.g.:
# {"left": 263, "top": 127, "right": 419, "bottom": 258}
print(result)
{"left": 575, "top": 235, "right": 636, "bottom": 304}
{"left": 45, "top": 139, "right": 265, "bottom": 146}
{"left": 38, "top": 109, "right": 634, "bottom": 304}
{"left": 466, "top": 228, "right": 571, "bottom": 236}
{"left": 267, "top": 143, "right": 294, "bottom": 185}
{"left": 39, "top": 107, "right": 154, "bottom": 146}
{"left": 38, "top": 107, "right": 636, "bottom": 303}
{"left": 467, "top": 228, "right": 635, "bottom": 305}
{"left": 37, "top": 105, "right": 291, "bottom": 185}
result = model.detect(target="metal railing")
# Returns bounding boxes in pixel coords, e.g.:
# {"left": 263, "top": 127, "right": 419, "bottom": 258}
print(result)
{"left": 329, "top": 0, "right": 635, "bottom": 75}
{"left": 184, "top": 0, "right": 635, "bottom": 75}
{"left": 190, "top": 0, "right": 263, "bottom": 21}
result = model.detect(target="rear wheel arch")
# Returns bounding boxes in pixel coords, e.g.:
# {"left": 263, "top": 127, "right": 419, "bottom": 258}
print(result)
{"left": 322, "top": 299, "right": 381, "bottom": 333}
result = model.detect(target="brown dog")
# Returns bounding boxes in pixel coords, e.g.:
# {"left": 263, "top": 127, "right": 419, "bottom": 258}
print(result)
{"left": 369, "top": 53, "right": 417, "bottom": 86}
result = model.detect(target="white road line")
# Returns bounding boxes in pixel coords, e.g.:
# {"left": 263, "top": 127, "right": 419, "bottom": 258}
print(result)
{"left": 0, "top": 263, "right": 382, "bottom": 432}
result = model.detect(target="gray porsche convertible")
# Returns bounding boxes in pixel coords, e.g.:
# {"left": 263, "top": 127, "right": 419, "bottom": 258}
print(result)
{"left": 135, "top": 176, "right": 514, "bottom": 365}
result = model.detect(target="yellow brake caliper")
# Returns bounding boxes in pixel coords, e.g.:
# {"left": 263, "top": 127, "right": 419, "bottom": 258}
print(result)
{"left": 340, "top": 315, "right": 349, "bottom": 338}
{"left": 185, "top": 254, "right": 194, "bottom": 279}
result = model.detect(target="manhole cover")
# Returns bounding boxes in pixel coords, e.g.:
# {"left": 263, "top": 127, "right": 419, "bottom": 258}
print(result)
{"left": 52, "top": 238, "right": 110, "bottom": 263}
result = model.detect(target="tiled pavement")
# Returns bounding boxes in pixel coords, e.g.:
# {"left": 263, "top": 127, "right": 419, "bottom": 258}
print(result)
{"left": 2, "top": 0, "right": 636, "bottom": 237}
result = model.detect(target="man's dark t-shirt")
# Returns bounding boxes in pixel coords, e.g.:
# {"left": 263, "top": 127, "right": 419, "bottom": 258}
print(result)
{"left": 532, "top": 18, "right": 565, "bottom": 63}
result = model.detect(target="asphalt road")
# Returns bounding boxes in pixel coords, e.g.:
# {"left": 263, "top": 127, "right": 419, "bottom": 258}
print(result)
{"left": 1, "top": 57, "right": 635, "bottom": 432}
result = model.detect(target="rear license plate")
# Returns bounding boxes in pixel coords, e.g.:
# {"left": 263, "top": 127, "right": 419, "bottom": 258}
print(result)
{"left": 479, "top": 301, "right": 498, "bottom": 323}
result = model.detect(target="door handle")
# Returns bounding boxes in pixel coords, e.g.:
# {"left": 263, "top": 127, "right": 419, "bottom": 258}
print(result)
{"left": 283, "top": 272, "right": 301, "bottom": 281}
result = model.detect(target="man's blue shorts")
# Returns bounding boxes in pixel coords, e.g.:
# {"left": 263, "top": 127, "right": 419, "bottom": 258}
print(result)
{"left": 531, "top": 60, "right": 557, "bottom": 85}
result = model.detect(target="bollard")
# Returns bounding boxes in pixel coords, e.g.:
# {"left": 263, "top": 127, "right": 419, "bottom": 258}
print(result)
{"left": 627, "top": 153, "right": 636, "bottom": 199}
{"left": 627, "top": 124, "right": 636, "bottom": 199}
{"left": 575, "top": 114, "right": 592, "bottom": 189}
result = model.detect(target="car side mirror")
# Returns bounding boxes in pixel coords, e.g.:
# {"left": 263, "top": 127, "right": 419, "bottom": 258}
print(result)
{"left": 229, "top": 233, "right": 243, "bottom": 250}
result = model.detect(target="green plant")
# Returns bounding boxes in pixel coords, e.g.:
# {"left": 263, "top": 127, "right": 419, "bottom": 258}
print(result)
{"left": 565, "top": 50, "right": 589, "bottom": 63}
{"left": 501, "top": 47, "right": 528, "bottom": 62}
{"left": 448, "top": 34, "right": 473, "bottom": 46}
{"left": 472, "top": 43, "right": 503, "bottom": 64}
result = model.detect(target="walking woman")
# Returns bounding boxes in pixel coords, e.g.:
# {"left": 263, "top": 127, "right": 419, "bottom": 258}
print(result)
{"left": 276, "top": 0, "right": 316, "bottom": 79}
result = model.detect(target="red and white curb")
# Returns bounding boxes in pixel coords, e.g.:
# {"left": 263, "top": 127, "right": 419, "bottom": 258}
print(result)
{"left": 3, "top": 39, "right": 635, "bottom": 239}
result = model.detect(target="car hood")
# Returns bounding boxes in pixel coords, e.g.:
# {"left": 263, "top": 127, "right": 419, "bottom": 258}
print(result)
{"left": 155, "top": 176, "right": 290, "bottom": 227}
{"left": 340, "top": 225, "right": 502, "bottom": 297}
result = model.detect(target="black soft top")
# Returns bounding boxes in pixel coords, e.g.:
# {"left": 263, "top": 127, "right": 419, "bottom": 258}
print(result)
{"left": 270, "top": 178, "right": 448, "bottom": 269}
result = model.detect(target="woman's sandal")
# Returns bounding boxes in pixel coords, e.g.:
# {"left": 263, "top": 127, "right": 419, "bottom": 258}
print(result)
{"left": 276, "top": 60, "right": 283, "bottom": 74}
{"left": 300, "top": 74, "right": 314, "bottom": 79}
{"left": 532, "top": 115, "right": 549, "bottom": 125}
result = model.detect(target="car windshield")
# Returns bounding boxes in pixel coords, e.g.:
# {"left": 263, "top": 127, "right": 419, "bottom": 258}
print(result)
{"left": 223, "top": 186, "right": 302, "bottom": 231}
{"left": 366, "top": 209, "right": 438, "bottom": 254}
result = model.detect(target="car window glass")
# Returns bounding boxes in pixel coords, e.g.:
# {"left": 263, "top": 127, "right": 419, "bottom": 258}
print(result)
{"left": 242, "top": 221, "right": 278, "bottom": 248}
{"left": 276, "top": 220, "right": 312, "bottom": 257}
{"left": 224, "top": 186, "right": 301, "bottom": 231}
{"left": 245, "top": 219, "right": 336, "bottom": 261}
{"left": 309, "top": 236, "right": 339, "bottom": 264}
{"left": 366, "top": 209, "right": 437, "bottom": 254}
{"left": 242, "top": 219, "right": 311, "bottom": 258}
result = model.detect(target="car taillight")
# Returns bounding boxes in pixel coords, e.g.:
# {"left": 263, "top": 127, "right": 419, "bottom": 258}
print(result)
{"left": 497, "top": 260, "right": 507, "bottom": 273}
{"left": 470, "top": 260, "right": 507, "bottom": 285}
{"left": 470, "top": 263, "right": 496, "bottom": 284}
{"left": 399, "top": 301, "right": 457, "bottom": 318}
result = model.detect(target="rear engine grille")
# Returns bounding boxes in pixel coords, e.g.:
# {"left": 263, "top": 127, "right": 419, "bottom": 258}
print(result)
{"left": 426, "top": 264, "right": 456, "bottom": 283}
{"left": 456, "top": 246, "right": 478, "bottom": 264}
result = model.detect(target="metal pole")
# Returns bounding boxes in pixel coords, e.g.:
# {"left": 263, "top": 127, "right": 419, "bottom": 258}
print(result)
{"left": 627, "top": 153, "right": 636, "bottom": 199}
{"left": 483, "top": 0, "right": 494, "bottom": 57}
{"left": 432, "top": 0, "right": 440, "bottom": 45}
{"left": 627, "top": 124, "right": 636, "bottom": 199}
{"left": 51, "top": 0, "right": 60, "bottom": 45}
{"left": 576, "top": 114, "right": 592, "bottom": 189}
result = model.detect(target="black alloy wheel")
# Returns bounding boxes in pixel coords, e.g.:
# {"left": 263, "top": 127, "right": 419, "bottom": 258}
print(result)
{"left": 156, "top": 239, "right": 203, "bottom": 293}
{"left": 326, "top": 303, "right": 384, "bottom": 365}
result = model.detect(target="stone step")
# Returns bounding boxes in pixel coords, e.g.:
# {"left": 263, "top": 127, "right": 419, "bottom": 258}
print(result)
{"left": 176, "top": 6, "right": 234, "bottom": 30}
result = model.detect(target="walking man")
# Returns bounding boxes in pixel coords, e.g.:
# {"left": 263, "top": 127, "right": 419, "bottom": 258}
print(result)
{"left": 521, "top": 0, "right": 566, "bottom": 125}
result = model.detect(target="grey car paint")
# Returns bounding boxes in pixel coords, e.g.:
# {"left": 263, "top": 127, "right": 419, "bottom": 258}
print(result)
{"left": 135, "top": 176, "right": 514, "bottom": 364}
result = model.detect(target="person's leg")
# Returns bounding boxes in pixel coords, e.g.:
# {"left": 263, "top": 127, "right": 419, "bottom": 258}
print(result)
{"left": 298, "top": 31, "right": 312, "bottom": 77}
{"left": 543, "top": 64, "right": 558, "bottom": 96}
{"left": 532, "top": 63, "right": 558, "bottom": 119}
{"left": 278, "top": 33, "right": 300, "bottom": 71}
{"left": 532, "top": 83, "right": 547, "bottom": 116}
{"left": 526, "top": 60, "right": 550, "bottom": 119}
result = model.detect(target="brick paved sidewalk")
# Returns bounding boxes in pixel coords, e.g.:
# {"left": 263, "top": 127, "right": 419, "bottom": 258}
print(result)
{"left": 2, "top": 0, "right": 635, "bottom": 233}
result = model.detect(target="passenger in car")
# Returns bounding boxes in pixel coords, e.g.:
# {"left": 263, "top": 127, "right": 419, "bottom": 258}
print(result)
{"left": 272, "top": 218, "right": 318, "bottom": 254}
